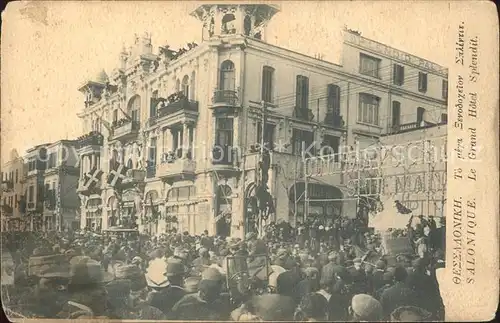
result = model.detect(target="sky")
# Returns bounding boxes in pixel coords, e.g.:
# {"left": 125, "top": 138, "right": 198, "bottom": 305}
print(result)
{"left": 0, "top": 1, "right": 468, "bottom": 163}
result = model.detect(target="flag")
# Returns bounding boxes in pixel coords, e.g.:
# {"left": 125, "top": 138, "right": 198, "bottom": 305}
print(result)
{"left": 83, "top": 167, "right": 103, "bottom": 190}
{"left": 107, "top": 162, "right": 129, "bottom": 187}
{"left": 395, "top": 200, "right": 412, "bottom": 214}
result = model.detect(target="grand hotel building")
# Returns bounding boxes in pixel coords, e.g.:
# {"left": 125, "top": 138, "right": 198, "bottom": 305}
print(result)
{"left": 75, "top": 4, "right": 448, "bottom": 238}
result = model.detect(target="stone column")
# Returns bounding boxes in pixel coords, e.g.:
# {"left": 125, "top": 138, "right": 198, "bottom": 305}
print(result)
{"left": 182, "top": 123, "right": 189, "bottom": 158}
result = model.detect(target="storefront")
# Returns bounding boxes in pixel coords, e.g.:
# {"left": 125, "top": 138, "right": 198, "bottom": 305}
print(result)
{"left": 288, "top": 182, "right": 343, "bottom": 224}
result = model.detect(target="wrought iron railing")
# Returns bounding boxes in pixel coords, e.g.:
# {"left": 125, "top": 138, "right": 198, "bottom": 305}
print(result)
{"left": 212, "top": 90, "right": 239, "bottom": 105}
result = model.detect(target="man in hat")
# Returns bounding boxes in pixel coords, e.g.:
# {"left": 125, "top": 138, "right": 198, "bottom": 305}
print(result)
{"left": 296, "top": 267, "right": 320, "bottom": 302}
{"left": 371, "top": 260, "right": 387, "bottom": 295}
{"left": 191, "top": 247, "right": 211, "bottom": 276}
{"left": 380, "top": 265, "right": 419, "bottom": 318}
{"left": 30, "top": 255, "right": 72, "bottom": 317}
{"left": 56, "top": 258, "right": 114, "bottom": 318}
{"left": 349, "top": 293, "right": 383, "bottom": 321}
{"left": 168, "top": 267, "right": 230, "bottom": 320}
{"left": 145, "top": 261, "right": 186, "bottom": 315}
{"left": 390, "top": 305, "right": 432, "bottom": 322}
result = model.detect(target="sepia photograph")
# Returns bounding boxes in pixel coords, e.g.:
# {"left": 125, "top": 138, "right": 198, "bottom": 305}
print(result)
{"left": 1, "top": 1, "right": 498, "bottom": 321}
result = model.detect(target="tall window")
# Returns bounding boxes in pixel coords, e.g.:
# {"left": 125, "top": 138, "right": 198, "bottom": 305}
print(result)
{"left": 358, "top": 94, "right": 380, "bottom": 125}
{"left": 261, "top": 66, "right": 275, "bottom": 103}
{"left": 393, "top": 64, "right": 405, "bottom": 85}
{"left": 128, "top": 95, "right": 141, "bottom": 122}
{"left": 256, "top": 122, "right": 276, "bottom": 150}
{"left": 28, "top": 186, "right": 34, "bottom": 202}
{"left": 182, "top": 75, "right": 190, "bottom": 99}
{"left": 295, "top": 75, "right": 309, "bottom": 110}
{"left": 113, "top": 110, "right": 118, "bottom": 123}
{"left": 215, "top": 118, "right": 234, "bottom": 146}
{"left": 220, "top": 60, "right": 235, "bottom": 91}
{"left": 392, "top": 101, "right": 401, "bottom": 128}
{"left": 327, "top": 84, "right": 341, "bottom": 116}
{"left": 442, "top": 80, "right": 448, "bottom": 99}
{"left": 418, "top": 72, "right": 428, "bottom": 92}
{"left": 149, "top": 137, "right": 157, "bottom": 167}
{"left": 359, "top": 54, "right": 381, "bottom": 78}
{"left": 417, "top": 107, "right": 426, "bottom": 125}
{"left": 291, "top": 129, "right": 314, "bottom": 156}
{"left": 150, "top": 90, "right": 159, "bottom": 118}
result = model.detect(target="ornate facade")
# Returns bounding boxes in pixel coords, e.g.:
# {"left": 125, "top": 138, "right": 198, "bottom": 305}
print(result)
{"left": 76, "top": 4, "right": 448, "bottom": 237}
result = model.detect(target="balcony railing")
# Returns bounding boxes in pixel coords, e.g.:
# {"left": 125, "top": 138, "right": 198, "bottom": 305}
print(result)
{"left": 324, "top": 112, "right": 345, "bottom": 128}
{"left": 157, "top": 95, "right": 199, "bottom": 118}
{"left": 78, "top": 131, "right": 104, "bottom": 147}
{"left": 212, "top": 90, "right": 239, "bottom": 106}
{"left": 111, "top": 120, "right": 140, "bottom": 139}
{"left": 156, "top": 158, "right": 196, "bottom": 179}
{"left": 293, "top": 106, "right": 315, "bottom": 121}
{"left": 212, "top": 145, "right": 238, "bottom": 166}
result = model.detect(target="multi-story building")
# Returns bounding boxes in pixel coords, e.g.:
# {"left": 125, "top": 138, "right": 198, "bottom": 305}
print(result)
{"left": 42, "top": 140, "right": 81, "bottom": 231}
{"left": 76, "top": 3, "right": 448, "bottom": 238}
{"left": 1, "top": 149, "right": 27, "bottom": 231}
{"left": 23, "top": 144, "right": 49, "bottom": 231}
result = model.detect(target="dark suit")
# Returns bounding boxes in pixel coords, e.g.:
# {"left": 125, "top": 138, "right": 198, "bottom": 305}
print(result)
{"left": 380, "top": 281, "right": 419, "bottom": 318}
{"left": 148, "top": 285, "right": 186, "bottom": 315}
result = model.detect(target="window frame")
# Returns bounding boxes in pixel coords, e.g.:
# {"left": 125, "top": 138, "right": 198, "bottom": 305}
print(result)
{"left": 215, "top": 117, "right": 234, "bottom": 147}
{"left": 261, "top": 66, "right": 275, "bottom": 103}
{"left": 418, "top": 72, "right": 428, "bottom": 93}
{"left": 393, "top": 64, "right": 405, "bottom": 86}
{"left": 359, "top": 53, "right": 381, "bottom": 78}
{"left": 442, "top": 79, "right": 448, "bottom": 99}
{"left": 357, "top": 93, "right": 381, "bottom": 126}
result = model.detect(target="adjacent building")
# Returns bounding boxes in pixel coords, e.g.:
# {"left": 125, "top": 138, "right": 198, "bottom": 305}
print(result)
{"left": 76, "top": 3, "right": 448, "bottom": 238}
{"left": 1, "top": 149, "right": 26, "bottom": 231}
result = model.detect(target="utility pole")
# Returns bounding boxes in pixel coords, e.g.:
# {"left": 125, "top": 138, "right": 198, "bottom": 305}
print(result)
{"left": 258, "top": 100, "right": 267, "bottom": 238}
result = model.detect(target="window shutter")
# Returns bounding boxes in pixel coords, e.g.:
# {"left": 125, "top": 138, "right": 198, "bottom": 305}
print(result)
{"left": 392, "top": 101, "right": 401, "bottom": 127}
{"left": 399, "top": 66, "right": 405, "bottom": 85}
{"left": 296, "top": 75, "right": 303, "bottom": 109}
{"left": 303, "top": 76, "right": 309, "bottom": 109}
{"left": 393, "top": 65, "right": 398, "bottom": 84}
{"left": 442, "top": 80, "right": 448, "bottom": 99}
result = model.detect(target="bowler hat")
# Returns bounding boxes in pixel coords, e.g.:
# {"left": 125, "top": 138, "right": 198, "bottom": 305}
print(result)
{"left": 166, "top": 262, "right": 185, "bottom": 277}
{"left": 69, "top": 258, "right": 114, "bottom": 285}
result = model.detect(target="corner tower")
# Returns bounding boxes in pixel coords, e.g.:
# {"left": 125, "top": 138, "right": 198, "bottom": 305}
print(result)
{"left": 190, "top": 4, "right": 280, "bottom": 42}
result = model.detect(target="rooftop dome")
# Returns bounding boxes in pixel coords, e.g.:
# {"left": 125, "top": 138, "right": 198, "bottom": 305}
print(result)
{"left": 94, "top": 69, "right": 109, "bottom": 84}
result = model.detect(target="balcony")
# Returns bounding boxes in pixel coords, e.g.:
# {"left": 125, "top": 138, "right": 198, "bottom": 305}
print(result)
{"left": 323, "top": 112, "right": 345, "bottom": 129}
{"left": 293, "top": 106, "right": 315, "bottom": 122}
{"left": 211, "top": 90, "right": 240, "bottom": 110}
{"left": 121, "top": 169, "right": 146, "bottom": 187}
{"left": 1, "top": 180, "right": 13, "bottom": 192}
{"left": 156, "top": 157, "right": 196, "bottom": 183}
{"left": 78, "top": 131, "right": 104, "bottom": 154}
{"left": 110, "top": 119, "right": 140, "bottom": 142}
{"left": 155, "top": 92, "right": 199, "bottom": 127}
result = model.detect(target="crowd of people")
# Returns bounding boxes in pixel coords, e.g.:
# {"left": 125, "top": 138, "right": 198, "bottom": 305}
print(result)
{"left": 1, "top": 214, "right": 445, "bottom": 321}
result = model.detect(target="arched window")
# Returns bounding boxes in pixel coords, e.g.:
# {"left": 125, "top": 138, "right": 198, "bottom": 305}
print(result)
{"left": 221, "top": 14, "right": 236, "bottom": 34}
{"left": 109, "top": 150, "right": 118, "bottom": 170}
{"left": 126, "top": 158, "right": 133, "bottom": 169}
{"left": 219, "top": 60, "right": 235, "bottom": 91}
{"left": 190, "top": 72, "right": 196, "bottom": 101}
{"left": 182, "top": 75, "right": 190, "bottom": 99}
{"left": 127, "top": 95, "right": 141, "bottom": 122}
{"left": 216, "top": 184, "right": 232, "bottom": 236}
